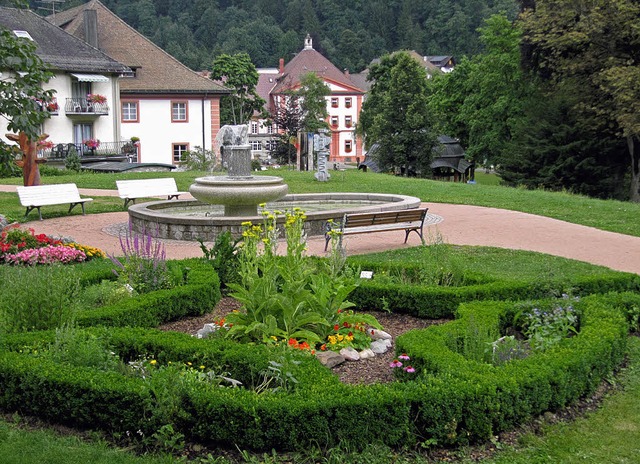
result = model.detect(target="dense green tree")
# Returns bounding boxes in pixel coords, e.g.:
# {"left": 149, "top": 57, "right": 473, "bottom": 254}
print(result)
{"left": 499, "top": 82, "right": 629, "bottom": 199}
{"left": 358, "top": 52, "right": 434, "bottom": 176}
{"left": 520, "top": 0, "right": 640, "bottom": 201}
{"left": 429, "top": 14, "right": 529, "bottom": 166}
{"left": 210, "top": 53, "right": 264, "bottom": 125}
{"left": 298, "top": 72, "right": 330, "bottom": 133}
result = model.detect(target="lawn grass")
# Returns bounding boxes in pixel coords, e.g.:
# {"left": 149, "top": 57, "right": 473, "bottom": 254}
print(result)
{"left": 1, "top": 168, "right": 639, "bottom": 236}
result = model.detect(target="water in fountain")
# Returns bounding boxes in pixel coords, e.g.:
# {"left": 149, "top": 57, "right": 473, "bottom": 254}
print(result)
{"left": 189, "top": 124, "right": 288, "bottom": 216}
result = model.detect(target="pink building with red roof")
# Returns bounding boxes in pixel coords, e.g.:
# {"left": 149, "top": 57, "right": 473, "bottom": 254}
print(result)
{"left": 252, "top": 35, "right": 366, "bottom": 165}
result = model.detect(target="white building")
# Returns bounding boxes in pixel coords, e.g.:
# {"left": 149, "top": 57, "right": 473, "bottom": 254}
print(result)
{"left": 0, "top": 7, "right": 130, "bottom": 159}
{"left": 50, "top": 0, "right": 229, "bottom": 165}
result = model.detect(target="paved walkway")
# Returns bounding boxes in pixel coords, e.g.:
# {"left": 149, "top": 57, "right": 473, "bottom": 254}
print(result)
{"left": 3, "top": 185, "right": 640, "bottom": 274}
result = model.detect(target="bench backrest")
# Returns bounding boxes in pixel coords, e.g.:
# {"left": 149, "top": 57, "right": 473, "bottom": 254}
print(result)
{"left": 17, "top": 183, "right": 82, "bottom": 206}
{"left": 343, "top": 208, "right": 427, "bottom": 228}
{"left": 116, "top": 178, "right": 179, "bottom": 198}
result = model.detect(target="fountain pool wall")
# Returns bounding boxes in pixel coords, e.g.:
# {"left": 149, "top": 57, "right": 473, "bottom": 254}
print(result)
{"left": 128, "top": 192, "right": 422, "bottom": 241}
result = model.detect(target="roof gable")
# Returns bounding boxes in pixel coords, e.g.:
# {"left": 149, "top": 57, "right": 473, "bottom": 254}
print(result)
{"left": 272, "top": 36, "right": 364, "bottom": 95}
{"left": 0, "top": 7, "right": 129, "bottom": 74}
{"left": 49, "top": 0, "right": 227, "bottom": 94}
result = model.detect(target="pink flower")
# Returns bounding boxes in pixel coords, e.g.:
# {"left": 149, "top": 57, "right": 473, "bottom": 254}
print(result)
{"left": 389, "top": 359, "right": 403, "bottom": 368}
{"left": 398, "top": 353, "right": 410, "bottom": 361}
{"left": 404, "top": 366, "right": 416, "bottom": 373}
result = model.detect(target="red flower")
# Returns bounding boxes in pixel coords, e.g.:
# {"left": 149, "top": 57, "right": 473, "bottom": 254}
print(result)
{"left": 288, "top": 338, "right": 298, "bottom": 347}
{"left": 320, "top": 344, "right": 327, "bottom": 351}
{"left": 348, "top": 331, "right": 353, "bottom": 337}
{"left": 333, "top": 324, "right": 340, "bottom": 331}
{"left": 343, "top": 322, "right": 350, "bottom": 327}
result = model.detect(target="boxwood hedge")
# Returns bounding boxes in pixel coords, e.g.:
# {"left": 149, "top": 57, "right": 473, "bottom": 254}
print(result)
{"left": 0, "top": 287, "right": 634, "bottom": 451}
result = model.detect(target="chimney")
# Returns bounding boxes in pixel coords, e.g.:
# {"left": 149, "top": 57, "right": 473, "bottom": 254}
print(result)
{"left": 83, "top": 9, "right": 99, "bottom": 48}
{"left": 279, "top": 58, "right": 284, "bottom": 74}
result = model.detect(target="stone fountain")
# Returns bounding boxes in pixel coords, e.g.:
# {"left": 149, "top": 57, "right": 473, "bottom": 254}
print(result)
{"left": 188, "top": 125, "right": 288, "bottom": 216}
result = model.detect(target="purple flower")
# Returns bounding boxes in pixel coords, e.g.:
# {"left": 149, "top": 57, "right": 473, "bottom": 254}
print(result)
{"left": 398, "top": 353, "right": 410, "bottom": 361}
{"left": 389, "top": 359, "right": 403, "bottom": 368}
{"left": 404, "top": 366, "right": 415, "bottom": 373}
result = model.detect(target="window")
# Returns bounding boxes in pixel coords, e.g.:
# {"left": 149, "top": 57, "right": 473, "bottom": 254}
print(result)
{"left": 251, "top": 140, "right": 263, "bottom": 151}
{"left": 251, "top": 122, "right": 258, "bottom": 134}
{"left": 267, "top": 124, "right": 274, "bottom": 134}
{"left": 171, "top": 101, "right": 188, "bottom": 122}
{"left": 330, "top": 115, "right": 339, "bottom": 127}
{"left": 345, "top": 115, "right": 352, "bottom": 128}
{"left": 173, "top": 143, "right": 188, "bottom": 162}
{"left": 331, "top": 97, "right": 339, "bottom": 108}
{"left": 345, "top": 97, "right": 352, "bottom": 108}
{"left": 122, "top": 101, "right": 139, "bottom": 122}
{"left": 345, "top": 140, "right": 353, "bottom": 153}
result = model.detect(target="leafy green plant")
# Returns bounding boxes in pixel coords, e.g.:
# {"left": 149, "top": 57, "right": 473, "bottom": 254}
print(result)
{"left": 79, "top": 280, "right": 133, "bottom": 308}
{"left": 198, "top": 231, "right": 240, "bottom": 294}
{"left": 43, "top": 326, "right": 121, "bottom": 371}
{"left": 181, "top": 146, "right": 218, "bottom": 171}
{"left": 64, "top": 149, "right": 82, "bottom": 172}
{"left": 519, "top": 298, "right": 580, "bottom": 351}
{"left": 487, "top": 335, "right": 529, "bottom": 366}
{"left": 225, "top": 208, "right": 373, "bottom": 348}
{"left": 0, "top": 264, "right": 81, "bottom": 333}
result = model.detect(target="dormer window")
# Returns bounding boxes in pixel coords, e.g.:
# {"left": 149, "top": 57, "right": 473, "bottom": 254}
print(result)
{"left": 13, "top": 30, "right": 33, "bottom": 40}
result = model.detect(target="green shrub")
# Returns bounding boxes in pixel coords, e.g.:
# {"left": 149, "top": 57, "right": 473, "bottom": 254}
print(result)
{"left": 0, "top": 265, "right": 81, "bottom": 333}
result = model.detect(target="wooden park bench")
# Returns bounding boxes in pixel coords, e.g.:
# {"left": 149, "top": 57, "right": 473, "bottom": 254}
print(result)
{"left": 324, "top": 207, "right": 429, "bottom": 251}
{"left": 116, "top": 178, "right": 186, "bottom": 208}
{"left": 16, "top": 183, "right": 93, "bottom": 221}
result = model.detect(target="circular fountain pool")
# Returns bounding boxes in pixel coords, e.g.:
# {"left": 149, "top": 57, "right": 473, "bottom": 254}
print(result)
{"left": 128, "top": 192, "right": 422, "bottom": 241}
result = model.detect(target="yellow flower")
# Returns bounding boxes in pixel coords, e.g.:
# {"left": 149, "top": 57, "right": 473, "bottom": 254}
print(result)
{"left": 150, "top": 360, "right": 157, "bottom": 365}
{"left": 200, "top": 365, "right": 205, "bottom": 370}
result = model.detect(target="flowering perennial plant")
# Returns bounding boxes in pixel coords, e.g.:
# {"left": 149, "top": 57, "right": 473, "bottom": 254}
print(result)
{"left": 0, "top": 225, "right": 61, "bottom": 257}
{"left": 109, "top": 227, "right": 172, "bottom": 294}
{"left": 522, "top": 297, "right": 580, "bottom": 351}
{"left": 3, "top": 245, "right": 86, "bottom": 265}
{"left": 83, "top": 139, "right": 100, "bottom": 149}
{"left": 390, "top": 353, "right": 417, "bottom": 380}
{"left": 87, "top": 93, "right": 107, "bottom": 104}
{"left": 225, "top": 207, "right": 379, "bottom": 351}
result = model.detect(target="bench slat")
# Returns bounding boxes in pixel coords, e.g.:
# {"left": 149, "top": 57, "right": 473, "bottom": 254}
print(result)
{"left": 116, "top": 178, "right": 186, "bottom": 208}
{"left": 16, "top": 183, "right": 93, "bottom": 220}
{"left": 324, "top": 207, "right": 429, "bottom": 251}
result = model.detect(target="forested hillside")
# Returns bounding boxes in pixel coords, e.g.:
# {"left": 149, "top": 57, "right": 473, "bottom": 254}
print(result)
{"left": 29, "top": 0, "right": 518, "bottom": 71}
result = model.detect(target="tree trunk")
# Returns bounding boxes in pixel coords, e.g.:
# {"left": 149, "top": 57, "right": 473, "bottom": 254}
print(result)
{"left": 628, "top": 135, "right": 640, "bottom": 202}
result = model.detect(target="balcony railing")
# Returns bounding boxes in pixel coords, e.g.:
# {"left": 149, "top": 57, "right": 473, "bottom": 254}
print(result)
{"left": 39, "top": 141, "right": 137, "bottom": 160}
{"left": 64, "top": 97, "right": 109, "bottom": 115}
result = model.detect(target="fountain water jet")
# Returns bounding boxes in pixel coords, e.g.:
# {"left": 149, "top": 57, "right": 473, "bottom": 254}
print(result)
{"left": 188, "top": 125, "right": 288, "bottom": 216}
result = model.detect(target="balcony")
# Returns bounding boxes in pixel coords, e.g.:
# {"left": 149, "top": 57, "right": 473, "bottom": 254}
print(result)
{"left": 39, "top": 141, "right": 137, "bottom": 161}
{"left": 64, "top": 97, "right": 109, "bottom": 116}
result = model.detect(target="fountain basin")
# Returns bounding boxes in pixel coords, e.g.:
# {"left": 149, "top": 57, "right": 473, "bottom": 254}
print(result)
{"left": 189, "top": 175, "right": 288, "bottom": 216}
{"left": 128, "top": 192, "right": 422, "bottom": 242}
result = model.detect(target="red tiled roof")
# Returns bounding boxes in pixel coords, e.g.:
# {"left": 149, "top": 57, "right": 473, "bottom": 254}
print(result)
{"left": 49, "top": 0, "right": 228, "bottom": 94}
{"left": 272, "top": 42, "right": 364, "bottom": 95}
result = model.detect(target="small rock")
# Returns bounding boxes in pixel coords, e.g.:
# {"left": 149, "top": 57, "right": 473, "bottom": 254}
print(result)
{"left": 316, "top": 351, "right": 345, "bottom": 368}
{"left": 371, "top": 338, "right": 392, "bottom": 354}
{"left": 368, "top": 328, "right": 392, "bottom": 340}
{"left": 359, "top": 348, "right": 375, "bottom": 359}
{"left": 195, "top": 323, "right": 218, "bottom": 339}
{"left": 340, "top": 347, "right": 360, "bottom": 361}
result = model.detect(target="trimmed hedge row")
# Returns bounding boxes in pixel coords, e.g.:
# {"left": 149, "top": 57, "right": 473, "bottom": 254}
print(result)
{"left": 350, "top": 272, "right": 640, "bottom": 318}
{"left": 76, "top": 258, "right": 221, "bottom": 327}
{"left": 395, "top": 292, "right": 633, "bottom": 445}
{"left": 0, "top": 293, "right": 632, "bottom": 451}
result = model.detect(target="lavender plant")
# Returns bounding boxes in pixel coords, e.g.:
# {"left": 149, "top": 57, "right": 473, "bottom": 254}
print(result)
{"left": 109, "top": 226, "right": 172, "bottom": 294}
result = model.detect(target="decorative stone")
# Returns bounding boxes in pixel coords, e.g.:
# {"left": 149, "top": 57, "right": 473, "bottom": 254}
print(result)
{"left": 359, "top": 348, "right": 375, "bottom": 359}
{"left": 316, "top": 351, "right": 345, "bottom": 368}
{"left": 340, "top": 347, "right": 360, "bottom": 361}
{"left": 368, "top": 328, "right": 392, "bottom": 340}
{"left": 371, "top": 338, "right": 392, "bottom": 354}
{"left": 195, "top": 323, "right": 219, "bottom": 339}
